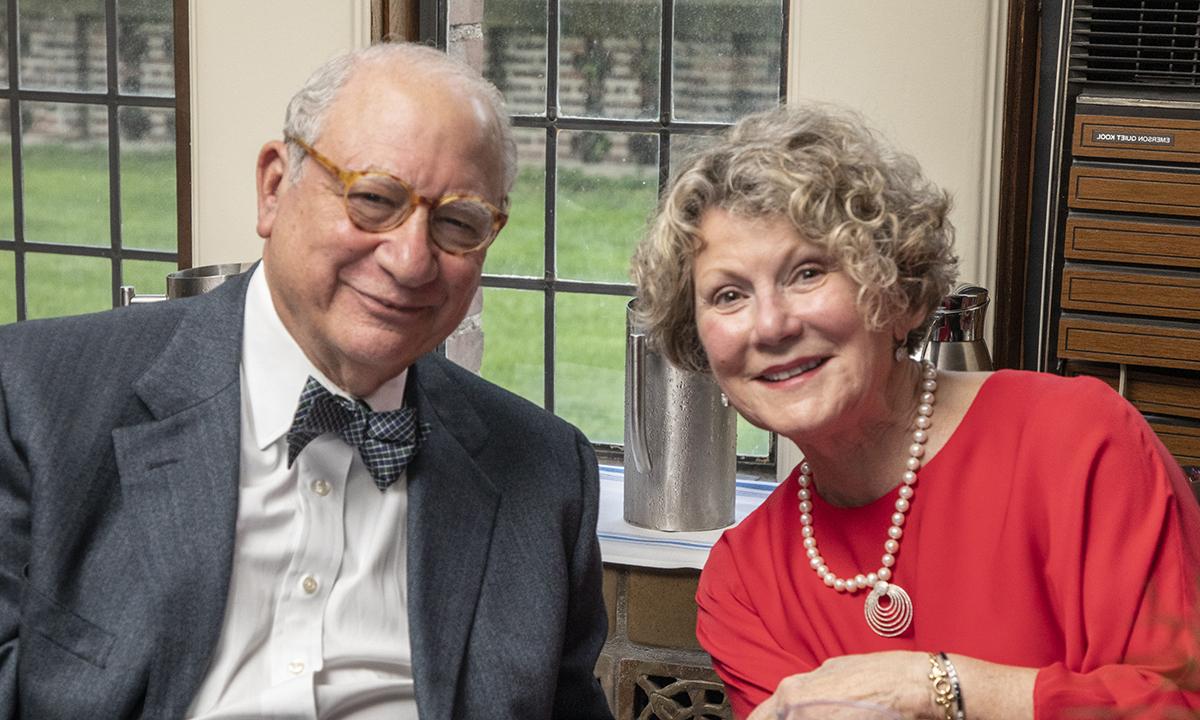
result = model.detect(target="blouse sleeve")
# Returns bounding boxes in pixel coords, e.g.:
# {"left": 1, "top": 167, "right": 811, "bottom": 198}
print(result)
{"left": 1032, "top": 378, "right": 1200, "bottom": 718}
{"left": 697, "top": 530, "right": 810, "bottom": 719}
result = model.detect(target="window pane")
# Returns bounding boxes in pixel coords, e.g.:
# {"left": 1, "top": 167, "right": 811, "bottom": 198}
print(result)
{"left": 559, "top": 0, "right": 660, "bottom": 120}
{"left": 0, "top": 251, "right": 14, "bottom": 324}
{"left": 0, "top": 8, "right": 8, "bottom": 89}
{"left": 120, "top": 106, "right": 175, "bottom": 251}
{"left": 673, "top": 0, "right": 782, "bottom": 122}
{"left": 478, "top": 0, "right": 547, "bottom": 116}
{"left": 0, "top": 100, "right": 11, "bottom": 241}
{"left": 556, "top": 129, "right": 656, "bottom": 282}
{"left": 668, "top": 131, "right": 721, "bottom": 179}
{"left": 25, "top": 252, "right": 111, "bottom": 318}
{"left": 121, "top": 258, "right": 172, "bottom": 299}
{"left": 117, "top": 0, "right": 174, "bottom": 96}
{"left": 479, "top": 286, "right": 544, "bottom": 407}
{"left": 484, "top": 127, "right": 543, "bottom": 277}
{"left": 555, "top": 292, "right": 627, "bottom": 443}
{"left": 19, "top": 0, "right": 108, "bottom": 92}
{"left": 22, "top": 102, "right": 109, "bottom": 247}
{"left": 737, "top": 416, "right": 769, "bottom": 458}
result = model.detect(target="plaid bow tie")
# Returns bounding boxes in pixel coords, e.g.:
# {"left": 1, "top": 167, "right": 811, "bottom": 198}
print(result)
{"left": 286, "top": 376, "right": 430, "bottom": 491}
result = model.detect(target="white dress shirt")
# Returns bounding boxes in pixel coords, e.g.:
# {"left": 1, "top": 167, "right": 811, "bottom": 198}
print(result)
{"left": 186, "top": 264, "right": 418, "bottom": 719}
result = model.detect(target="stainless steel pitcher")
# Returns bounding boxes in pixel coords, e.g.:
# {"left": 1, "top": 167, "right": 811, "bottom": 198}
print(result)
{"left": 919, "top": 284, "right": 993, "bottom": 371}
{"left": 624, "top": 300, "right": 737, "bottom": 531}
{"left": 117, "top": 262, "right": 256, "bottom": 306}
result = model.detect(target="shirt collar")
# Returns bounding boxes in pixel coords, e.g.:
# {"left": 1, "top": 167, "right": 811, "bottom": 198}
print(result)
{"left": 241, "top": 263, "right": 409, "bottom": 451}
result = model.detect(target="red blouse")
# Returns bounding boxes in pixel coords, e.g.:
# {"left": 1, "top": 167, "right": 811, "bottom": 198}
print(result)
{"left": 697, "top": 371, "right": 1200, "bottom": 719}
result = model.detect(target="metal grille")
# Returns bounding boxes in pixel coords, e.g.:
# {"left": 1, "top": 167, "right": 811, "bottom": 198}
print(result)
{"left": 1069, "top": 0, "right": 1200, "bottom": 88}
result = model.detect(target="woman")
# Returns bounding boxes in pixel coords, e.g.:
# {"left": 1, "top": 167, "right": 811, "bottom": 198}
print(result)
{"left": 631, "top": 104, "right": 1200, "bottom": 719}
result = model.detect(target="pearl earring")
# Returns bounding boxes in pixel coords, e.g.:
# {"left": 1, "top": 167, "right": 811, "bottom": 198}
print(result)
{"left": 719, "top": 392, "right": 730, "bottom": 407}
{"left": 894, "top": 344, "right": 908, "bottom": 362}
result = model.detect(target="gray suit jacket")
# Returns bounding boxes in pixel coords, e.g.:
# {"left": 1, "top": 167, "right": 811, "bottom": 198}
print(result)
{"left": 0, "top": 271, "right": 612, "bottom": 719}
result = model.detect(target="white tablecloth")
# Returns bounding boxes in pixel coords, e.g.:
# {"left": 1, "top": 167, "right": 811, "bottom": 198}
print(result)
{"left": 597, "top": 464, "right": 776, "bottom": 570}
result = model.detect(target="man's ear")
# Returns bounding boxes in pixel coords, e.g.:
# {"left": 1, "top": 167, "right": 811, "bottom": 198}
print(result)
{"left": 256, "top": 140, "right": 289, "bottom": 239}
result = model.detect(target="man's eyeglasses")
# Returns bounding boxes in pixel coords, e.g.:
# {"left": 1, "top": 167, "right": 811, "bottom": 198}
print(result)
{"left": 286, "top": 134, "right": 508, "bottom": 255}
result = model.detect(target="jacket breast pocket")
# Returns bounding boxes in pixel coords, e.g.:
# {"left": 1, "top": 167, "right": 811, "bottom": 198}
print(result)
{"left": 21, "top": 572, "right": 116, "bottom": 669}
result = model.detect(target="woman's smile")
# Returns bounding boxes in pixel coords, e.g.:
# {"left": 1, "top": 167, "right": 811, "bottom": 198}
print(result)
{"left": 757, "top": 356, "right": 827, "bottom": 383}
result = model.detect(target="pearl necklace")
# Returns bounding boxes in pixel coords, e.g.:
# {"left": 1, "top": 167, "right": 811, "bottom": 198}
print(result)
{"left": 797, "top": 362, "right": 937, "bottom": 638}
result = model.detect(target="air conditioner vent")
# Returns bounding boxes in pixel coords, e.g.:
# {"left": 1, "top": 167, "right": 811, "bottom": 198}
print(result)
{"left": 1070, "top": 1, "right": 1200, "bottom": 88}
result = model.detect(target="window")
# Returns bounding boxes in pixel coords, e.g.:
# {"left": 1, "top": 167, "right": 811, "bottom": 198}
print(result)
{"left": 441, "top": 0, "right": 787, "bottom": 463}
{"left": 0, "top": 0, "right": 184, "bottom": 323}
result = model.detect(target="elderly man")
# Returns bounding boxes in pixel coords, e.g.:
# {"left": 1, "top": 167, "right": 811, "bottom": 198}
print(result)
{"left": 0, "top": 43, "right": 612, "bottom": 719}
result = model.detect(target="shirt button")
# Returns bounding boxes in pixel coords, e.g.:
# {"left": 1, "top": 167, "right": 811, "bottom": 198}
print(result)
{"left": 302, "top": 575, "right": 319, "bottom": 594}
{"left": 312, "top": 479, "right": 331, "bottom": 496}
{"left": 287, "top": 660, "right": 305, "bottom": 675}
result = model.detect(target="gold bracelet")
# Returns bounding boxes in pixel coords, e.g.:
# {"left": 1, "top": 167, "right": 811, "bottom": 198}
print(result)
{"left": 939, "top": 652, "right": 966, "bottom": 720}
{"left": 927, "top": 653, "right": 955, "bottom": 720}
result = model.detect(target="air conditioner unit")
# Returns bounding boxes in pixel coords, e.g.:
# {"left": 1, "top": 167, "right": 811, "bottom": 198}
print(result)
{"left": 1028, "top": 0, "right": 1200, "bottom": 467}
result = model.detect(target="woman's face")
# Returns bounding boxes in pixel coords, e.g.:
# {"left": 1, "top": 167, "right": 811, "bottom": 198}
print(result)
{"left": 692, "top": 208, "right": 904, "bottom": 442}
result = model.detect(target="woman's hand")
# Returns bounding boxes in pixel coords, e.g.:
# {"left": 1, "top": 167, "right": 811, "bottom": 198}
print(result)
{"left": 746, "top": 651, "right": 1037, "bottom": 720}
{"left": 746, "top": 651, "right": 932, "bottom": 720}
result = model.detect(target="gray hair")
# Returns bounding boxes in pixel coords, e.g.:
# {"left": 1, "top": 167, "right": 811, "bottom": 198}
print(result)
{"left": 282, "top": 42, "right": 517, "bottom": 193}
{"left": 631, "top": 103, "right": 958, "bottom": 372}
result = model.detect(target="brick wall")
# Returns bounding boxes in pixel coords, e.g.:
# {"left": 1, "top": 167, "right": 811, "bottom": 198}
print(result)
{"left": 0, "top": 14, "right": 175, "bottom": 145}
{"left": 488, "top": 32, "right": 780, "bottom": 169}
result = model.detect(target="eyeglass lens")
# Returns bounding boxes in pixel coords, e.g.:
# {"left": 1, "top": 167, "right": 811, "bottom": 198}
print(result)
{"left": 346, "top": 174, "right": 495, "bottom": 253}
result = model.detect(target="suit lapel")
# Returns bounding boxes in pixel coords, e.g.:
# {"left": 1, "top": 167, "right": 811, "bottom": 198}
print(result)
{"left": 111, "top": 272, "right": 249, "bottom": 716}
{"left": 108, "top": 279, "right": 500, "bottom": 716}
{"left": 406, "top": 355, "right": 499, "bottom": 719}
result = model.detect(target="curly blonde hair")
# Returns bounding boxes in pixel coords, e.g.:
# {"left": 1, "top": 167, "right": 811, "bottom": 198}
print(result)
{"left": 630, "top": 103, "right": 958, "bottom": 372}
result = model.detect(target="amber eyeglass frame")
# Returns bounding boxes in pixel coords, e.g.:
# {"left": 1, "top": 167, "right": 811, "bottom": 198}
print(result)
{"left": 285, "top": 134, "right": 508, "bottom": 255}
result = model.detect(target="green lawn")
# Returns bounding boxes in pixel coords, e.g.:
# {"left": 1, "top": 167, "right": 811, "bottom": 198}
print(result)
{"left": 484, "top": 166, "right": 659, "bottom": 284}
{"left": 0, "top": 143, "right": 176, "bottom": 322}
{"left": 1, "top": 148, "right": 769, "bottom": 456}
{"left": 0, "top": 144, "right": 176, "bottom": 251}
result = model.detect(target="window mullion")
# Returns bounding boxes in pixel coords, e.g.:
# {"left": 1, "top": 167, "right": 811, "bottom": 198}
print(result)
{"left": 7, "top": 0, "right": 25, "bottom": 321}
{"left": 105, "top": 0, "right": 122, "bottom": 307}
{"left": 543, "top": 0, "right": 560, "bottom": 413}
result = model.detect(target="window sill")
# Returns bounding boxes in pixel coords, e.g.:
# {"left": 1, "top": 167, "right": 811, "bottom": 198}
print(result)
{"left": 597, "top": 464, "right": 775, "bottom": 570}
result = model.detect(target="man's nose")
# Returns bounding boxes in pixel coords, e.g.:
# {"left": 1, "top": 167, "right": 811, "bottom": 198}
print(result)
{"left": 375, "top": 206, "right": 439, "bottom": 287}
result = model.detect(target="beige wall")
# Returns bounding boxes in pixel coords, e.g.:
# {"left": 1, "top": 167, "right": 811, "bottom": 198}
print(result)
{"left": 789, "top": 0, "right": 1008, "bottom": 290}
{"left": 779, "top": 0, "right": 1009, "bottom": 478}
{"left": 189, "top": 0, "right": 371, "bottom": 266}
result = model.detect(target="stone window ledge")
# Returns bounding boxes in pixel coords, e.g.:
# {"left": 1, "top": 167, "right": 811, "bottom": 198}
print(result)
{"left": 597, "top": 464, "right": 774, "bottom": 570}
